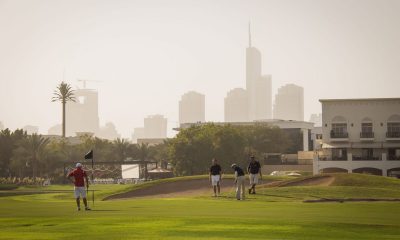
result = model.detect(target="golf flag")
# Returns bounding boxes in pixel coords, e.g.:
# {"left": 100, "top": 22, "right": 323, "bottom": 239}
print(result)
{"left": 84, "top": 149, "right": 94, "bottom": 207}
{"left": 84, "top": 150, "right": 93, "bottom": 159}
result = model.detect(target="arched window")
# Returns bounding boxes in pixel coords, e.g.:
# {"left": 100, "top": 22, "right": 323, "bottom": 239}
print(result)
{"left": 387, "top": 115, "right": 400, "bottom": 138}
{"left": 331, "top": 116, "right": 347, "bottom": 138}
{"left": 360, "top": 117, "right": 373, "bottom": 138}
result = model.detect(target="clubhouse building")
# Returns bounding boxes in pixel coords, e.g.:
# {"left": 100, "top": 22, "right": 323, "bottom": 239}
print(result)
{"left": 314, "top": 98, "right": 400, "bottom": 177}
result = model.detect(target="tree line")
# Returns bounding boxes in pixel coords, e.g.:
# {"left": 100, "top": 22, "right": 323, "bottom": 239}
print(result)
{"left": 0, "top": 123, "right": 297, "bottom": 182}
{"left": 169, "top": 123, "right": 297, "bottom": 176}
{"left": 0, "top": 129, "right": 167, "bottom": 183}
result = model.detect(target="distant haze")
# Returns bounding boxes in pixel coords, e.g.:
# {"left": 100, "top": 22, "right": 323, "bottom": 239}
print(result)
{"left": 1, "top": 0, "right": 399, "bottom": 138}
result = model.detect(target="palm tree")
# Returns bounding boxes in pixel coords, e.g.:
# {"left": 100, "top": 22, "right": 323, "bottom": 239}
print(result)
{"left": 137, "top": 143, "right": 150, "bottom": 180}
{"left": 26, "top": 134, "right": 50, "bottom": 178}
{"left": 52, "top": 82, "right": 75, "bottom": 138}
{"left": 113, "top": 138, "right": 130, "bottom": 161}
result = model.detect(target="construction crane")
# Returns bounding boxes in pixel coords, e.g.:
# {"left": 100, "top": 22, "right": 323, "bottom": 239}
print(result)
{"left": 77, "top": 79, "right": 102, "bottom": 89}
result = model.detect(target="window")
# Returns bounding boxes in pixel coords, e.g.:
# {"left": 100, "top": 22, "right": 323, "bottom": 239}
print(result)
{"left": 388, "top": 122, "right": 400, "bottom": 133}
{"left": 361, "top": 148, "right": 373, "bottom": 159}
{"left": 331, "top": 123, "right": 348, "bottom": 138}
{"left": 360, "top": 122, "right": 374, "bottom": 138}
{"left": 362, "top": 123, "right": 373, "bottom": 133}
{"left": 387, "top": 122, "right": 400, "bottom": 138}
{"left": 388, "top": 148, "right": 400, "bottom": 160}
{"left": 332, "top": 148, "right": 347, "bottom": 160}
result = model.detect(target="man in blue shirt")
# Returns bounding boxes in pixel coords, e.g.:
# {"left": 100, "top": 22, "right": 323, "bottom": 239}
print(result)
{"left": 247, "top": 156, "right": 262, "bottom": 194}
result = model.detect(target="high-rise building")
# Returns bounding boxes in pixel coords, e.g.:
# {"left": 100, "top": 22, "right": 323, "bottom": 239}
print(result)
{"left": 66, "top": 88, "right": 100, "bottom": 136}
{"left": 23, "top": 125, "right": 39, "bottom": 134}
{"left": 0, "top": 121, "right": 4, "bottom": 131}
{"left": 245, "top": 23, "right": 272, "bottom": 121}
{"left": 144, "top": 115, "right": 167, "bottom": 138}
{"left": 179, "top": 91, "right": 205, "bottom": 124}
{"left": 132, "top": 127, "right": 145, "bottom": 143}
{"left": 48, "top": 124, "right": 61, "bottom": 135}
{"left": 309, "top": 113, "right": 322, "bottom": 127}
{"left": 273, "top": 84, "right": 304, "bottom": 121}
{"left": 98, "top": 122, "right": 120, "bottom": 140}
{"left": 224, "top": 88, "right": 248, "bottom": 122}
{"left": 255, "top": 75, "right": 272, "bottom": 119}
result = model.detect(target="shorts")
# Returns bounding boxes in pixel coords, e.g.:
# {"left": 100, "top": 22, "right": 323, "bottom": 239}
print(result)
{"left": 211, "top": 175, "right": 221, "bottom": 186}
{"left": 74, "top": 186, "right": 87, "bottom": 198}
{"left": 249, "top": 174, "right": 259, "bottom": 185}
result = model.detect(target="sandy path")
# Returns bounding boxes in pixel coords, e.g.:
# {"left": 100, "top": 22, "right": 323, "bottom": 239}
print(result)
{"left": 104, "top": 178, "right": 235, "bottom": 200}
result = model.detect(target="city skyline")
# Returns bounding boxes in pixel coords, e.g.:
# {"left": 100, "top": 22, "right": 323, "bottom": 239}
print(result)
{"left": 1, "top": 0, "right": 400, "bottom": 138}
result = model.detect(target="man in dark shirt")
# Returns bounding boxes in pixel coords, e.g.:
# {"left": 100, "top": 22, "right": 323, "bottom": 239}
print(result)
{"left": 247, "top": 156, "right": 262, "bottom": 194}
{"left": 231, "top": 163, "right": 245, "bottom": 200}
{"left": 209, "top": 158, "right": 222, "bottom": 197}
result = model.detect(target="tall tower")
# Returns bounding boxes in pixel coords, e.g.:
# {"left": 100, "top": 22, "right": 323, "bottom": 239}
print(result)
{"left": 246, "top": 23, "right": 271, "bottom": 121}
{"left": 66, "top": 88, "right": 100, "bottom": 136}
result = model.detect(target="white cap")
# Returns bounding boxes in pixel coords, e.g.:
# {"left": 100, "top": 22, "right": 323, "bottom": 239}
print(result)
{"left": 76, "top": 163, "right": 82, "bottom": 168}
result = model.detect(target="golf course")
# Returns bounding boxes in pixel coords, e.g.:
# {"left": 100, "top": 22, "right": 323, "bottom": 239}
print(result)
{"left": 1, "top": 173, "right": 400, "bottom": 240}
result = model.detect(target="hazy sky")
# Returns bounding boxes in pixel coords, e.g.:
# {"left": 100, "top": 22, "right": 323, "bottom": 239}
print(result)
{"left": 1, "top": 0, "right": 399, "bottom": 138}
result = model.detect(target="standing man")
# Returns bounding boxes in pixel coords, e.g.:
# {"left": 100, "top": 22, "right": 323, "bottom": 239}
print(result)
{"left": 231, "top": 164, "right": 245, "bottom": 200}
{"left": 209, "top": 158, "right": 222, "bottom": 197}
{"left": 247, "top": 156, "right": 262, "bottom": 194}
{"left": 67, "top": 163, "right": 91, "bottom": 211}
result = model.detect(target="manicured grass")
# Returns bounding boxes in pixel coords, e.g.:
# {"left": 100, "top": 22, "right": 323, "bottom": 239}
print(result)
{"left": 1, "top": 174, "right": 400, "bottom": 239}
{"left": 1, "top": 197, "right": 400, "bottom": 240}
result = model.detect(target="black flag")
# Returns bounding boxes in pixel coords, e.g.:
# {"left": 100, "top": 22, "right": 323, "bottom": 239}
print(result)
{"left": 85, "top": 150, "right": 93, "bottom": 159}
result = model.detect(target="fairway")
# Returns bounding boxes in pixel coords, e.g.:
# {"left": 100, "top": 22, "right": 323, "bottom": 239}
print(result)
{"left": 1, "top": 174, "right": 400, "bottom": 240}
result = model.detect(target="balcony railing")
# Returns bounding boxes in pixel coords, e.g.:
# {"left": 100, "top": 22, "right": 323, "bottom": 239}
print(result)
{"left": 330, "top": 132, "right": 349, "bottom": 138}
{"left": 360, "top": 132, "right": 374, "bottom": 138}
{"left": 331, "top": 156, "right": 348, "bottom": 161}
{"left": 352, "top": 155, "right": 381, "bottom": 161}
{"left": 388, "top": 155, "right": 400, "bottom": 161}
{"left": 386, "top": 132, "right": 400, "bottom": 138}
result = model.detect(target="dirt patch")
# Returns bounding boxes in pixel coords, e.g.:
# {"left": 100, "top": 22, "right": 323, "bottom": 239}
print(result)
{"left": 105, "top": 175, "right": 336, "bottom": 200}
{"left": 104, "top": 178, "right": 235, "bottom": 200}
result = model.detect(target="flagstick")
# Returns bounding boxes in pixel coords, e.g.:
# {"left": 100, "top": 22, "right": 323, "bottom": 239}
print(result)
{"left": 91, "top": 151, "right": 94, "bottom": 206}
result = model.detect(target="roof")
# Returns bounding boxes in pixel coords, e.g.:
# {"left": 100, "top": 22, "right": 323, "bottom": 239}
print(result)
{"left": 320, "top": 98, "right": 400, "bottom": 103}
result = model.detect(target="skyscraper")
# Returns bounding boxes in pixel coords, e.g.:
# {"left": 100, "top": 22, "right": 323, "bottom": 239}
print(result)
{"left": 66, "top": 88, "right": 100, "bottom": 136}
{"left": 309, "top": 113, "right": 322, "bottom": 127}
{"left": 273, "top": 84, "right": 304, "bottom": 121}
{"left": 255, "top": 75, "right": 272, "bottom": 119}
{"left": 246, "top": 23, "right": 272, "bottom": 121}
{"left": 179, "top": 91, "right": 205, "bottom": 124}
{"left": 143, "top": 115, "right": 167, "bottom": 138}
{"left": 132, "top": 127, "right": 145, "bottom": 143}
{"left": 224, "top": 88, "right": 248, "bottom": 122}
{"left": 23, "top": 125, "right": 39, "bottom": 134}
{"left": 98, "top": 122, "right": 120, "bottom": 140}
